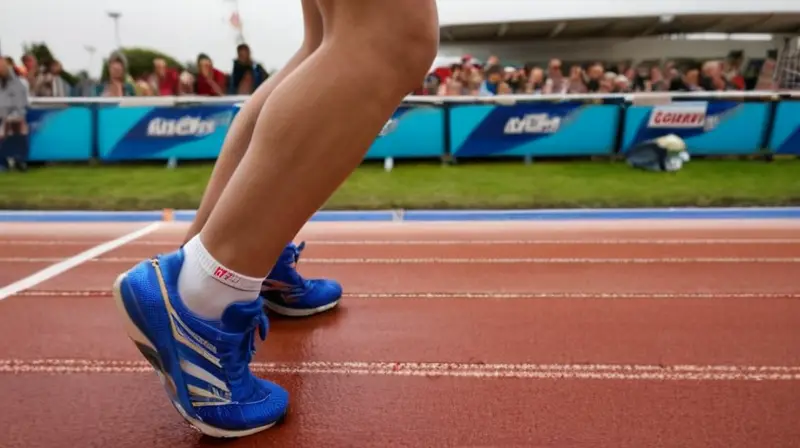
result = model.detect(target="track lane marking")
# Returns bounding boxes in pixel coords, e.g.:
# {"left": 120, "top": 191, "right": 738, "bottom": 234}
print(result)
{"left": 0, "top": 223, "right": 162, "bottom": 301}
{"left": 2, "top": 359, "right": 798, "bottom": 381}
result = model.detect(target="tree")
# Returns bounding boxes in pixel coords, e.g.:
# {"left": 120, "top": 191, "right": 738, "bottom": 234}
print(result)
{"left": 21, "top": 42, "right": 78, "bottom": 85}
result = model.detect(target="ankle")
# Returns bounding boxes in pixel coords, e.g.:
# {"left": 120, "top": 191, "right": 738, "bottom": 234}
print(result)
{"left": 178, "top": 235, "right": 265, "bottom": 320}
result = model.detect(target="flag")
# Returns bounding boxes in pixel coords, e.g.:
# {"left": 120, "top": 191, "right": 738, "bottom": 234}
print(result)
{"left": 229, "top": 12, "right": 242, "bottom": 30}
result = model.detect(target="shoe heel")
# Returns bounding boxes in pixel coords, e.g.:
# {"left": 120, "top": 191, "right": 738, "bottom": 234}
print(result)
{"left": 112, "top": 272, "right": 185, "bottom": 421}
{"left": 112, "top": 273, "right": 158, "bottom": 354}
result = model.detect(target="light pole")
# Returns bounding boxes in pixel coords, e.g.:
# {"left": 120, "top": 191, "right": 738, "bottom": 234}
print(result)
{"left": 106, "top": 11, "right": 123, "bottom": 49}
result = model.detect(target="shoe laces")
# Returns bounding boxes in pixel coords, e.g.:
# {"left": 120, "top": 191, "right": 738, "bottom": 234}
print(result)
{"left": 220, "top": 311, "right": 268, "bottom": 389}
{"left": 289, "top": 242, "right": 312, "bottom": 291}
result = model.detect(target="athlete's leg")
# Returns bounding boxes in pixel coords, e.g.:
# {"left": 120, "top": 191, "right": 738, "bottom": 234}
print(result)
{"left": 183, "top": 0, "right": 323, "bottom": 243}
{"left": 112, "top": 0, "right": 437, "bottom": 437}
{"left": 197, "top": 0, "right": 438, "bottom": 277}
{"left": 185, "top": 0, "right": 341, "bottom": 318}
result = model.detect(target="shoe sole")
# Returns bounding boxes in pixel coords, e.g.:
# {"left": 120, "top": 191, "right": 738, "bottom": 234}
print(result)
{"left": 112, "top": 272, "right": 279, "bottom": 438}
{"left": 265, "top": 298, "right": 341, "bottom": 317}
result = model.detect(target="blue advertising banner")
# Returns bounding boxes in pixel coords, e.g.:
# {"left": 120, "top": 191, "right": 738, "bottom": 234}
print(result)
{"left": 97, "top": 103, "right": 442, "bottom": 162}
{"left": 365, "top": 105, "right": 444, "bottom": 159}
{"left": 26, "top": 107, "right": 93, "bottom": 161}
{"left": 768, "top": 101, "right": 800, "bottom": 155}
{"left": 449, "top": 102, "right": 618, "bottom": 158}
{"left": 98, "top": 105, "right": 235, "bottom": 161}
{"left": 622, "top": 101, "right": 769, "bottom": 155}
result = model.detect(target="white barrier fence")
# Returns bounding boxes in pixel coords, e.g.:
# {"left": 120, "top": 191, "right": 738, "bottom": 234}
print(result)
{"left": 28, "top": 90, "right": 800, "bottom": 108}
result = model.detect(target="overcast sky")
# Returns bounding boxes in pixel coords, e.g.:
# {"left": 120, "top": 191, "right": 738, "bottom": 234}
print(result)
{"left": 2, "top": 0, "right": 797, "bottom": 76}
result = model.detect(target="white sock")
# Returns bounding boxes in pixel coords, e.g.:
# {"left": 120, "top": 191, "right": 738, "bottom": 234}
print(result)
{"left": 178, "top": 235, "right": 264, "bottom": 320}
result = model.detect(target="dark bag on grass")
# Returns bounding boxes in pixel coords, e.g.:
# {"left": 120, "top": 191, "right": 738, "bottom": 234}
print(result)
{"left": 626, "top": 134, "right": 689, "bottom": 172}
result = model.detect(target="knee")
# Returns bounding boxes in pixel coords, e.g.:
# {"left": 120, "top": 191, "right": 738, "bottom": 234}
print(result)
{"left": 375, "top": 5, "right": 439, "bottom": 90}
{"left": 323, "top": 0, "right": 439, "bottom": 92}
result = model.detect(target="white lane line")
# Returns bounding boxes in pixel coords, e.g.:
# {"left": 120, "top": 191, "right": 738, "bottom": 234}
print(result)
{"left": 3, "top": 238, "right": 800, "bottom": 246}
{"left": 1, "top": 359, "right": 798, "bottom": 381}
{"left": 0, "top": 222, "right": 162, "bottom": 301}
{"left": 12, "top": 290, "right": 800, "bottom": 300}
{"left": 3, "top": 256, "right": 800, "bottom": 264}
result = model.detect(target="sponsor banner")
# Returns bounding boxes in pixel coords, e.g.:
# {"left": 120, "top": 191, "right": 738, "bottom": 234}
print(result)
{"left": 622, "top": 101, "right": 769, "bottom": 155}
{"left": 97, "top": 103, "right": 443, "bottom": 161}
{"left": 98, "top": 105, "right": 236, "bottom": 161}
{"left": 26, "top": 107, "right": 93, "bottom": 161}
{"left": 450, "top": 102, "right": 618, "bottom": 158}
{"left": 768, "top": 101, "right": 800, "bottom": 155}
{"left": 365, "top": 105, "right": 444, "bottom": 159}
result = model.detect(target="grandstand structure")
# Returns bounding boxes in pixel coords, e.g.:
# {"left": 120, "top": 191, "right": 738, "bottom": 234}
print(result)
{"left": 436, "top": 1, "right": 800, "bottom": 88}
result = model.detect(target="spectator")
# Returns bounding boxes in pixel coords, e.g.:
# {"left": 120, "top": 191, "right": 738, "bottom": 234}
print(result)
{"left": 195, "top": 54, "right": 227, "bottom": 96}
{"left": 567, "top": 65, "right": 587, "bottom": 93}
{"left": 723, "top": 59, "right": 745, "bottom": 90}
{"left": 135, "top": 79, "right": 154, "bottom": 96}
{"left": 670, "top": 66, "right": 703, "bottom": 91}
{"left": 418, "top": 73, "right": 441, "bottom": 95}
{"left": 436, "top": 64, "right": 459, "bottom": 95}
{"left": 440, "top": 77, "right": 464, "bottom": 96}
{"left": 178, "top": 70, "right": 196, "bottom": 95}
{"left": 585, "top": 62, "right": 605, "bottom": 92}
{"left": 646, "top": 66, "right": 669, "bottom": 92}
{"left": 613, "top": 74, "right": 631, "bottom": 93}
{"left": 73, "top": 71, "right": 97, "bottom": 97}
{"left": 700, "top": 60, "right": 729, "bottom": 91}
{"left": 148, "top": 58, "right": 180, "bottom": 96}
{"left": 525, "top": 67, "right": 545, "bottom": 93}
{"left": 4, "top": 57, "right": 18, "bottom": 76}
{"left": 95, "top": 54, "right": 136, "bottom": 97}
{"left": 505, "top": 68, "right": 526, "bottom": 93}
{"left": 478, "top": 64, "right": 508, "bottom": 96}
{"left": 496, "top": 81, "right": 514, "bottom": 95}
{"left": 229, "top": 44, "right": 268, "bottom": 94}
{"left": 33, "top": 60, "right": 72, "bottom": 97}
{"left": 755, "top": 57, "right": 777, "bottom": 90}
{"left": 466, "top": 64, "right": 484, "bottom": 95}
{"left": 20, "top": 54, "right": 39, "bottom": 95}
{"left": 0, "top": 56, "right": 30, "bottom": 172}
{"left": 598, "top": 72, "right": 615, "bottom": 93}
{"left": 543, "top": 59, "right": 567, "bottom": 94}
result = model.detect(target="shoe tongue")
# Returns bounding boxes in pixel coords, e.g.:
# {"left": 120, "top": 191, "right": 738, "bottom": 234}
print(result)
{"left": 285, "top": 243, "right": 300, "bottom": 262}
{"left": 220, "top": 299, "right": 263, "bottom": 333}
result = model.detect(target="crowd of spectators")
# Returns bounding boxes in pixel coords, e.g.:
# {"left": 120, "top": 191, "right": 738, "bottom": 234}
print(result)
{"left": 0, "top": 44, "right": 787, "bottom": 102}
{"left": 1, "top": 43, "right": 270, "bottom": 99}
{"left": 419, "top": 53, "right": 781, "bottom": 96}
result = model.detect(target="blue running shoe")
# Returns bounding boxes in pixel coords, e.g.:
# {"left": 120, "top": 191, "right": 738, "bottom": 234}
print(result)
{"left": 261, "top": 242, "right": 343, "bottom": 317}
{"left": 112, "top": 249, "right": 288, "bottom": 438}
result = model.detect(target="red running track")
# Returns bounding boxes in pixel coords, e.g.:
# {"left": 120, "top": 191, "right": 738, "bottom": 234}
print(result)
{"left": 1, "top": 220, "right": 800, "bottom": 447}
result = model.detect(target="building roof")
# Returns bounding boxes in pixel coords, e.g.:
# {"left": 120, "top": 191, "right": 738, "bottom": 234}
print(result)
{"left": 440, "top": 13, "right": 800, "bottom": 42}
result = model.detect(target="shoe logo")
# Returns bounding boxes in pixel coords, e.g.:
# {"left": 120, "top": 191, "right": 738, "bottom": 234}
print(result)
{"left": 213, "top": 266, "right": 242, "bottom": 286}
{"left": 262, "top": 279, "right": 303, "bottom": 303}
{"left": 172, "top": 310, "right": 219, "bottom": 357}
{"left": 180, "top": 360, "right": 232, "bottom": 407}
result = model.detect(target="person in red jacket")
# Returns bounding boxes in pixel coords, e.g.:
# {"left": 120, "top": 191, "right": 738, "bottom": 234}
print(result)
{"left": 149, "top": 57, "right": 180, "bottom": 96}
{"left": 195, "top": 53, "right": 227, "bottom": 96}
